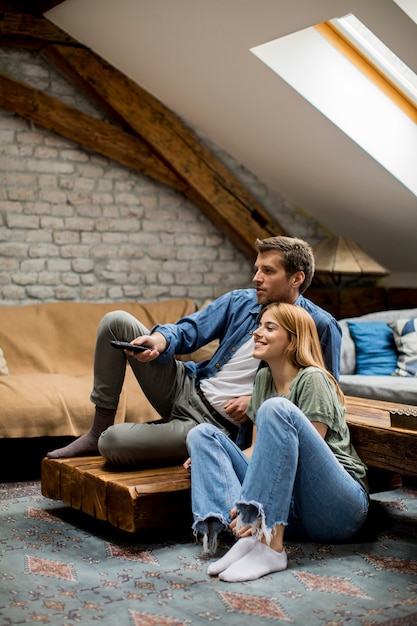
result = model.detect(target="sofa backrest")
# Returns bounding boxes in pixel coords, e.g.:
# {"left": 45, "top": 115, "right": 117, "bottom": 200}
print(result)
{"left": 339, "top": 307, "right": 417, "bottom": 375}
{"left": 0, "top": 299, "right": 197, "bottom": 375}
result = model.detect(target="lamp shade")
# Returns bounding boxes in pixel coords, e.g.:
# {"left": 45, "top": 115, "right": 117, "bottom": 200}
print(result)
{"left": 314, "top": 236, "right": 389, "bottom": 276}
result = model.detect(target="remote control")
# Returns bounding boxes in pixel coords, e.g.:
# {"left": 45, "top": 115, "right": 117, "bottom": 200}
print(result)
{"left": 110, "top": 340, "right": 151, "bottom": 353}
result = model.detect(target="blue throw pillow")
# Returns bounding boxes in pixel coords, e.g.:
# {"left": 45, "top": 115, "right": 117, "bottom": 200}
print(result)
{"left": 346, "top": 321, "right": 398, "bottom": 375}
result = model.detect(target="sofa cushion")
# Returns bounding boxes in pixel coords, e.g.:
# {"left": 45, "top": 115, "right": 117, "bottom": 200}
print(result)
{"left": 389, "top": 318, "right": 417, "bottom": 377}
{"left": 339, "top": 374, "right": 417, "bottom": 406}
{"left": 346, "top": 321, "right": 397, "bottom": 375}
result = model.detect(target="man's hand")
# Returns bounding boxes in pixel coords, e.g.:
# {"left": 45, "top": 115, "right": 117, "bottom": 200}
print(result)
{"left": 223, "top": 395, "right": 251, "bottom": 424}
{"left": 126, "top": 331, "right": 167, "bottom": 361}
{"left": 183, "top": 457, "right": 191, "bottom": 471}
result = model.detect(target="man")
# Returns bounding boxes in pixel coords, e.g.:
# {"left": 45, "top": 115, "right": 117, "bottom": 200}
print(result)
{"left": 48, "top": 236, "right": 341, "bottom": 464}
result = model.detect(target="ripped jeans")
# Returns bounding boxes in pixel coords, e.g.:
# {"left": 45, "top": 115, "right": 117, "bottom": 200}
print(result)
{"left": 186, "top": 397, "right": 369, "bottom": 554}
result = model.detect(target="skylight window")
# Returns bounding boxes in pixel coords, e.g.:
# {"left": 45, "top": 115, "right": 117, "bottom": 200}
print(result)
{"left": 325, "top": 14, "right": 417, "bottom": 111}
{"left": 250, "top": 13, "right": 417, "bottom": 198}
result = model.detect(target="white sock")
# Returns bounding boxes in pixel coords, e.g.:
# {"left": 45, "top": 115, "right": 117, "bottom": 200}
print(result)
{"left": 207, "top": 537, "right": 257, "bottom": 576}
{"left": 219, "top": 541, "right": 287, "bottom": 582}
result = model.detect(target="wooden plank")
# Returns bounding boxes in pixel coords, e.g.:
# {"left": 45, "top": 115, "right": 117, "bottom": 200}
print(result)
{"left": 345, "top": 395, "right": 412, "bottom": 427}
{"left": 41, "top": 456, "right": 63, "bottom": 500}
{"left": 41, "top": 457, "right": 192, "bottom": 532}
{"left": 0, "top": 11, "right": 74, "bottom": 49}
{"left": 349, "top": 423, "right": 417, "bottom": 477}
{"left": 106, "top": 468, "right": 191, "bottom": 532}
{"left": 345, "top": 396, "right": 417, "bottom": 477}
{"left": 0, "top": 73, "right": 185, "bottom": 191}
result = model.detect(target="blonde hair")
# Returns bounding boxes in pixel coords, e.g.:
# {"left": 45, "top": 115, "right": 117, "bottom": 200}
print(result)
{"left": 262, "top": 302, "right": 345, "bottom": 405}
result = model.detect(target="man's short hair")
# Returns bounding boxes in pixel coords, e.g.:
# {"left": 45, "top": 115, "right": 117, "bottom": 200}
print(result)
{"left": 255, "top": 236, "right": 315, "bottom": 294}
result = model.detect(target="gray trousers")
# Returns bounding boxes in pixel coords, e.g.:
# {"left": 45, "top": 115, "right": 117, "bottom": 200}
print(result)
{"left": 91, "top": 310, "right": 231, "bottom": 465}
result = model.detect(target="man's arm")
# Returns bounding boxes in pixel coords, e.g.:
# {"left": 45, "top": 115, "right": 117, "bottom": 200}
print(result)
{"left": 319, "top": 319, "right": 342, "bottom": 380}
{"left": 151, "top": 291, "right": 238, "bottom": 360}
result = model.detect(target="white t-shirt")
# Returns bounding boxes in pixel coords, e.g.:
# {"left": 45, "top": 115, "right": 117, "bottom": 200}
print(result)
{"left": 199, "top": 337, "right": 260, "bottom": 423}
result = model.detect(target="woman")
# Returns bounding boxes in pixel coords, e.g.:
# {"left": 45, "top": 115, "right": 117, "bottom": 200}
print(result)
{"left": 184, "top": 302, "right": 369, "bottom": 582}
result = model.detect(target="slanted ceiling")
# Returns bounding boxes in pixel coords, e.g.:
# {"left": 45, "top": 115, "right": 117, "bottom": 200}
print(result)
{"left": 0, "top": 1, "right": 287, "bottom": 260}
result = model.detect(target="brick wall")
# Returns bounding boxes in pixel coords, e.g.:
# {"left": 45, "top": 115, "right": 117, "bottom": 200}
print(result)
{"left": 0, "top": 47, "right": 325, "bottom": 307}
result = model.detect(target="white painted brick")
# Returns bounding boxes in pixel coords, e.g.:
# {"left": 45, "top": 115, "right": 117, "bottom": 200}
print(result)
{"left": 0, "top": 155, "right": 26, "bottom": 171}
{"left": 6, "top": 213, "right": 39, "bottom": 229}
{"left": 34, "top": 146, "right": 59, "bottom": 160}
{"left": 16, "top": 130, "right": 44, "bottom": 144}
{"left": 0, "top": 258, "right": 19, "bottom": 269}
{"left": 40, "top": 216, "right": 65, "bottom": 229}
{"left": 26, "top": 285, "right": 54, "bottom": 299}
{"left": 158, "top": 272, "right": 175, "bottom": 285}
{"left": 61, "top": 149, "right": 89, "bottom": 162}
{"left": 28, "top": 244, "right": 59, "bottom": 258}
{"left": 0, "top": 200, "right": 23, "bottom": 213}
{"left": 0, "top": 129, "right": 15, "bottom": 142}
{"left": 27, "top": 160, "right": 75, "bottom": 174}
{"left": 81, "top": 285, "right": 108, "bottom": 299}
{"left": 26, "top": 230, "right": 53, "bottom": 243}
{"left": 2, "top": 285, "right": 26, "bottom": 299}
{"left": 65, "top": 217, "right": 95, "bottom": 231}
{"left": 8, "top": 188, "right": 38, "bottom": 202}
{"left": 91, "top": 193, "right": 113, "bottom": 204}
{"left": 10, "top": 173, "right": 38, "bottom": 187}
{"left": 40, "top": 190, "right": 68, "bottom": 204}
{"left": 60, "top": 244, "right": 91, "bottom": 258}
{"left": 47, "top": 259, "right": 72, "bottom": 271}
{"left": 115, "top": 193, "right": 140, "bottom": 205}
{"left": 62, "top": 273, "right": 80, "bottom": 286}
{"left": 108, "top": 285, "right": 124, "bottom": 299}
{"left": 54, "top": 285, "right": 78, "bottom": 299}
{"left": 21, "top": 259, "right": 45, "bottom": 272}
{"left": 80, "top": 274, "right": 96, "bottom": 286}
{"left": 95, "top": 218, "right": 140, "bottom": 232}
{"left": 76, "top": 205, "right": 102, "bottom": 218}
{"left": 54, "top": 231, "right": 80, "bottom": 245}
{"left": 72, "top": 259, "right": 94, "bottom": 273}
{"left": 38, "top": 272, "right": 61, "bottom": 285}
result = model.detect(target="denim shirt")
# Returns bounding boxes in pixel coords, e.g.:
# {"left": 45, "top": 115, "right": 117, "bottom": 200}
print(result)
{"left": 151, "top": 288, "right": 342, "bottom": 382}
{"left": 152, "top": 289, "right": 260, "bottom": 381}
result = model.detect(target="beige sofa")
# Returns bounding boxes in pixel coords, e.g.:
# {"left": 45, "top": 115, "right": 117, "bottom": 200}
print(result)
{"left": 0, "top": 299, "right": 216, "bottom": 478}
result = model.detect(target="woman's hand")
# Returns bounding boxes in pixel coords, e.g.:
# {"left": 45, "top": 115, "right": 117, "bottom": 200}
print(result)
{"left": 229, "top": 508, "right": 252, "bottom": 538}
{"left": 183, "top": 457, "right": 191, "bottom": 471}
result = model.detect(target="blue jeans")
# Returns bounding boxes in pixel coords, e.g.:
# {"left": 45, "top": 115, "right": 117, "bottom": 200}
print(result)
{"left": 186, "top": 397, "right": 369, "bottom": 552}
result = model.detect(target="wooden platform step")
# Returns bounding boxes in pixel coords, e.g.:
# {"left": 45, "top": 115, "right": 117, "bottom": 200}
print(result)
{"left": 41, "top": 396, "right": 417, "bottom": 534}
{"left": 345, "top": 396, "right": 417, "bottom": 478}
{"left": 41, "top": 456, "right": 191, "bottom": 533}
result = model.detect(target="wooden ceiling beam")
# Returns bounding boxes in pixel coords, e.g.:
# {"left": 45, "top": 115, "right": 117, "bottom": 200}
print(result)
{"left": 0, "top": 10, "right": 75, "bottom": 48}
{"left": 0, "top": 1, "right": 64, "bottom": 16}
{"left": 0, "top": 72, "right": 186, "bottom": 191}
